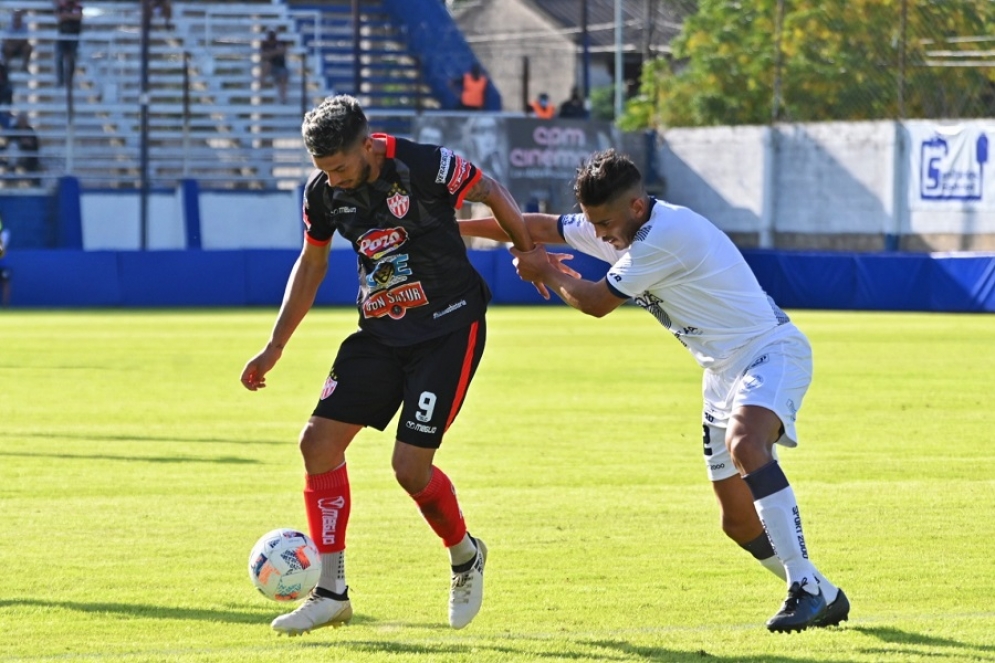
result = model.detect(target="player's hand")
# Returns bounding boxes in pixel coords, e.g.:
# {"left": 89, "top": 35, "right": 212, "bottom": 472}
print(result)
{"left": 240, "top": 344, "right": 282, "bottom": 391}
{"left": 510, "top": 244, "right": 551, "bottom": 299}
{"left": 547, "top": 252, "right": 580, "bottom": 279}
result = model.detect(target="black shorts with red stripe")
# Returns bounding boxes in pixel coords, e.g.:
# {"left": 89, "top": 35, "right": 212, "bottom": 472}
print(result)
{"left": 312, "top": 316, "right": 486, "bottom": 448}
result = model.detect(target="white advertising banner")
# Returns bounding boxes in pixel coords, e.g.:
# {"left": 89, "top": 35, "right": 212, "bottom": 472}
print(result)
{"left": 908, "top": 122, "right": 993, "bottom": 211}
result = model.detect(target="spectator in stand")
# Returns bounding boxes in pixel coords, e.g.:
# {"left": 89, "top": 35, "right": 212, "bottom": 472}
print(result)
{"left": 527, "top": 92, "right": 555, "bottom": 119}
{"left": 2, "top": 10, "right": 33, "bottom": 73}
{"left": 260, "top": 29, "right": 289, "bottom": 104}
{"left": 0, "top": 60, "right": 12, "bottom": 116}
{"left": 150, "top": 0, "right": 172, "bottom": 30}
{"left": 54, "top": 0, "right": 83, "bottom": 88}
{"left": 452, "top": 62, "right": 487, "bottom": 111}
{"left": 9, "top": 112, "right": 39, "bottom": 186}
{"left": 558, "top": 87, "right": 587, "bottom": 119}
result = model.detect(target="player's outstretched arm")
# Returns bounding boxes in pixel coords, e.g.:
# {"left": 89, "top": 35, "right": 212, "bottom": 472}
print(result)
{"left": 240, "top": 240, "right": 330, "bottom": 391}
{"left": 458, "top": 212, "right": 563, "bottom": 245}
{"left": 510, "top": 245, "right": 626, "bottom": 318}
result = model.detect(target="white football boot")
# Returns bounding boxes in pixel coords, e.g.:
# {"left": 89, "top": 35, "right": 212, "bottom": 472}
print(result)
{"left": 448, "top": 538, "right": 487, "bottom": 629}
{"left": 270, "top": 589, "right": 353, "bottom": 636}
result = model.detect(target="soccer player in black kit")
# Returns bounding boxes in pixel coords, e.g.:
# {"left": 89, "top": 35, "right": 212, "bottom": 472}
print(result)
{"left": 240, "top": 95, "right": 540, "bottom": 636}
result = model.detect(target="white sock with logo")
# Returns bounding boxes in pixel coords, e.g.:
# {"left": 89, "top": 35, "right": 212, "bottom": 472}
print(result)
{"left": 744, "top": 462, "right": 820, "bottom": 596}
{"left": 753, "top": 486, "right": 820, "bottom": 595}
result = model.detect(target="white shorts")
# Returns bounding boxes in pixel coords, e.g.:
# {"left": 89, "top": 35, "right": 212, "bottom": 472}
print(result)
{"left": 701, "top": 328, "right": 813, "bottom": 481}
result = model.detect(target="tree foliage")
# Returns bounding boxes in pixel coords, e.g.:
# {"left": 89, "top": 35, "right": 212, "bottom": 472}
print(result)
{"left": 620, "top": 0, "right": 995, "bottom": 129}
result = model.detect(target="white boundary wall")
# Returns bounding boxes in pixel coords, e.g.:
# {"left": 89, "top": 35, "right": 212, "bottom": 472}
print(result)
{"left": 659, "top": 119, "right": 995, "bottom": 249}
{"left": 78, "top": 120, "right": 995, "bottom": 251}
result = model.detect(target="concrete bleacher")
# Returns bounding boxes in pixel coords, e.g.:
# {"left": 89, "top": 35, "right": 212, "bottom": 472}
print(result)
{"left": 0, "top": 0, "right": 328, "bottom": 191}
{"left": 289, "top": 1, "right": 436, "bottom": 112}
{"left": 0, "top": 0, "right": 451, "bottom": 192}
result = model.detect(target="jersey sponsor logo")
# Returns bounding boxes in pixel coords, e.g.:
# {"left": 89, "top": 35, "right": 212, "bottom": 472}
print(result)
{"left": 357, "top": 226, "right": 408, "bottom": 260}
{"left": 446, "top": 155, "right": 471, "bottom": 195}
{"left": 332, "top": 205, "right": 357, "bottom": 215}
{"left": 436, "top": 147, "right": 453, "bottom": 183}
{"left": 366, "top": 254, "right": 412, "bottom": 291}
{"left": 362, "top": 281, "right": 429, "bottom": 320}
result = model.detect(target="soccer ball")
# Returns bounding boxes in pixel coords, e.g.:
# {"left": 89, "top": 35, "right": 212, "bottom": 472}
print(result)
{"left": 248, "top": 528, "right": 322, "bottom": 601}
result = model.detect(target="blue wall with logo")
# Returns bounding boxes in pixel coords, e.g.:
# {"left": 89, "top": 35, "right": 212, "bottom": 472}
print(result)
{"left": 2, "top": 248, "right": 994, "bottom": 312}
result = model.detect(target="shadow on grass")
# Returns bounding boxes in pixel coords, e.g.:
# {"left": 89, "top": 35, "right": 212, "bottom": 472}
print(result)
{"left": 583, "top": 639, "right": 846, "bottom": 662}
{"left": 0, "top": 451, "right": 260, "bottom": 464}
{"left": 300, "top": 639, "right": 630, "bottom": 661}
{"left": 13, "top": 431, "right": 288, "bottom": 445}
{"left": 302, "top": 637, "right": 852, "bottom": 662}
{"left": 853, "top": 626, "right": 994, "bottom": 657}
{"left": 0, "top": 598, "right": 377, "bottom": 626}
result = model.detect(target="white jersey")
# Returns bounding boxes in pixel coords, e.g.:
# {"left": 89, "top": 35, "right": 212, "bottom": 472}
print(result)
{"left": 558, "top": 199, "right": 792, "bottom": 369}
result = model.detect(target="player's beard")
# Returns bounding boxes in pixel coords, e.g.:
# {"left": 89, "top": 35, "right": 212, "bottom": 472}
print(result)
{"left": 340, "top": 161, "right": 372, "bottom": 191}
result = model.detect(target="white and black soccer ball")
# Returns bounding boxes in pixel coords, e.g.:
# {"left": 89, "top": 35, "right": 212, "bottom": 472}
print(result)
{"left": 248, "top": 528, "right": 322, "bottom": 601}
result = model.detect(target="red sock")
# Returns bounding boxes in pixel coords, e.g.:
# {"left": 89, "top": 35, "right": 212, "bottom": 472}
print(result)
{"left": 303, "top": 464, "right": 351, "bottom": 553}
{"left": 411, "top": 466, "right": 467, "bottom": 547}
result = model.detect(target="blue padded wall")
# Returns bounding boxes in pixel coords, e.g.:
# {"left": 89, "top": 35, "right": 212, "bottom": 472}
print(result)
{"left": 3, "top": 248, "right": 995, "bottom": 312}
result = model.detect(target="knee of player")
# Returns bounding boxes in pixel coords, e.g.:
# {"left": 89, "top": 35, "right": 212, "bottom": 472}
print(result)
{"left": 298, "top": 422, "right": 325, "bottom": 459}
{"left": 726, "top": 433, "right": 769, "bottom": 468}
{"left": 391, "top": 457, "right": 432, "bottom": 494}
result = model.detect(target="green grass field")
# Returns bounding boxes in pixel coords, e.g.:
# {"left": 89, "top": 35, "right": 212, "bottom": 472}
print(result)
{"left": 1, "top": 307, "right": 993, "bottom": 663}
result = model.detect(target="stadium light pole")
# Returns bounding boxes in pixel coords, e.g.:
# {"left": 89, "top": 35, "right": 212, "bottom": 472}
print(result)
{"left": 581, "top": 0, "right": 590, "bottom": 110}
{"left": 139, "top": 0, "right": 151, "bottom": 251}
{"left": 614, "top": 0, "right": 623, "bottom": 120}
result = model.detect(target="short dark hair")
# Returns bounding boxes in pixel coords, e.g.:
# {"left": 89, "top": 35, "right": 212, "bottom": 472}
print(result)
{"left": 573, "top": 149, "right": 643, "bottom": 208}
{"left": 302, "top": 95, "right": 369, "bottom": 158}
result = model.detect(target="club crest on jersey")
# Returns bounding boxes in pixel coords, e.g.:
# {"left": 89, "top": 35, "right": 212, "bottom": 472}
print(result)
{"left": 358, "top": 226, "right": 408, "bottom": 260}
{"left": 386, "top": 183, "right": 410, "bottom": 218}
{"left": 320, "top": 371, "right": 338, "bottom": 400}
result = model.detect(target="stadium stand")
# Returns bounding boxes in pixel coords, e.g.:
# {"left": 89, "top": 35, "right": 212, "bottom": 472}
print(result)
{"left": 0, "top": 0, "right": 480, "bottom": 192}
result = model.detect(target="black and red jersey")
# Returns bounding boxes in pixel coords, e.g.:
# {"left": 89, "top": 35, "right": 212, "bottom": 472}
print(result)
{"left": 302, "top": 134, "right": 491, "bottom": 346}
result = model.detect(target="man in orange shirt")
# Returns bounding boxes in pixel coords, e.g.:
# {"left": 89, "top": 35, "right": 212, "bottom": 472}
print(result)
{"left": 528, "top": 92, "right": 555, "bottom": 119}
{"left": 454, "top": 63, "right": 487, "bottom": 111}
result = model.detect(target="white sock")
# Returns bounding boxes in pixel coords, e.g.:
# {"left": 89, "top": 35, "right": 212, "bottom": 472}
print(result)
{"left": 753, "top": 487, "right": 819, "bottom": 594}
{"left": 814, "top": 571, "right": 839, "bottom": 603}
{"left": 448, "top": 533, "right": 477, "bottom": 567}
{"left": 318, "top": 550, "right": 346, "bottom": 595}
{"left": 759, "top": 555, "right": 787, "bottom": 581}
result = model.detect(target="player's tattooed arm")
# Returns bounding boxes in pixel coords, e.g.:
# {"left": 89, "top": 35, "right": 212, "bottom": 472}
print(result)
{"left": 462, "top": 176, "right": 494, "bottom": 203}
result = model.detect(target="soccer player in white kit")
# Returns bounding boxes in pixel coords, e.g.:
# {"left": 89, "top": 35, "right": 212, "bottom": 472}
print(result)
{"left": 460, "top": 148, "right": 849, "bottom": 632}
